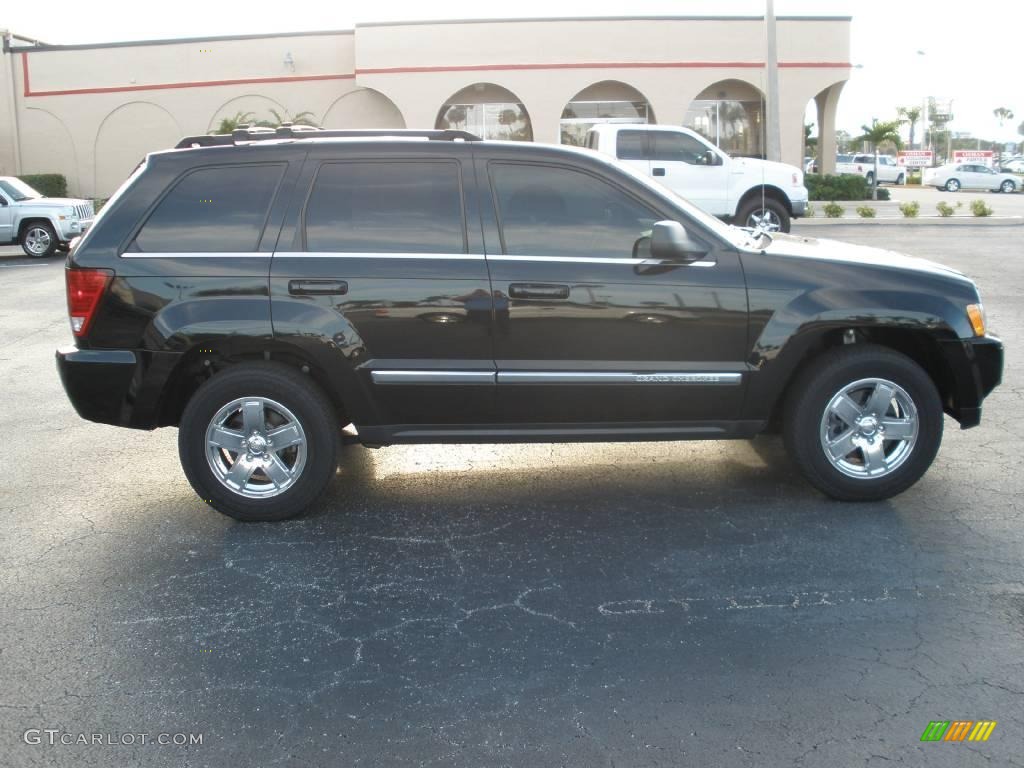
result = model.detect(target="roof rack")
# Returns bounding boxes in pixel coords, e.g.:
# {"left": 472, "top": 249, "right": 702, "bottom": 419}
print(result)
{"left": 174, "top": 124, "right": 481, "bottom": 149}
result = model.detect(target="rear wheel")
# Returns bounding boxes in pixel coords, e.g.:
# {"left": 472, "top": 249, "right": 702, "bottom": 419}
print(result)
{"left": 783, "top": 345, "right": 943, "bottom": 501}
{"left": 178, "top": 363, "right": 339, "bottom": 521}
{"left": 865, "top": 172, "right": 875, "bottom": 186}
{"left": 1000, "top": 179, "right": 1016, "bottom": 193}
{"left": 736, "top": 197, "right": 791, "bottom": 233}
{"left": 20, "top": 222, "right": 58, "bottom": 258}
{"left": 896, "top": 173, "right": 905, "bottom": 185}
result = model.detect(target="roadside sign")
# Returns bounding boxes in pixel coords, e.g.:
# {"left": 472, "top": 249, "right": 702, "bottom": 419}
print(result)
{"left": 898, "top": 150, "right": 933, "bottom": 167}
{"left": 952, "top": 150, "right": 994, "bottom": 167}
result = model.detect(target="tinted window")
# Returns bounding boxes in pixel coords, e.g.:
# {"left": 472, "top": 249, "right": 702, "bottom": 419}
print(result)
{"left": 652, "top": 132, "right": 713, "bottom": 164}
{"left": 305, "top": 162, "right": 464, "bottom": 253}
{"left": 616, "top": 131, "right": 647, "bottom": 160}
{"left": 134, "top": 164, "right": 283, "bottom": 252}
{"left": 491, "top": 163, "right": 662, "bottom": 259}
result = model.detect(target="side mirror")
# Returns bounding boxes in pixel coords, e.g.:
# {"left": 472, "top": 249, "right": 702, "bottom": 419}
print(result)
{"left": 650, "top": 220, "right": 707, "bottom": 261}
{"left": 704, "top": 150, "right": 720, "bottom": 166}
{"left": 0, "top": 197, "right": 8, "bottom": 206}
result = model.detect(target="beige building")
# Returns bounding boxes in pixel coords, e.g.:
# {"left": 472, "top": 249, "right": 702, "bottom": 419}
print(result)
{"left": 0, "top": 15, "right": 851, "bottom": 198}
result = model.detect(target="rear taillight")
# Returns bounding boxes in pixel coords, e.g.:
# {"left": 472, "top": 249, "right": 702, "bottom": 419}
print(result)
{"left": 66, "top": 268, "right": 112, "bottom": 337}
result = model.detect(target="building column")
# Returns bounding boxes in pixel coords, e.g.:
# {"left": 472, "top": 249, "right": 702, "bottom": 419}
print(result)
{"left": 815, "top": 81, "right": 845, "bottom": 175}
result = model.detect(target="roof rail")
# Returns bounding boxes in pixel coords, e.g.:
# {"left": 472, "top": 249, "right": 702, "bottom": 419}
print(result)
{"left": 174, "top": 124, "right": 481, "bottom": 149}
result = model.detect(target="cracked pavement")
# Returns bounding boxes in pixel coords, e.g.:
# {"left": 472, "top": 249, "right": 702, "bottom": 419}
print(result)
{"left": 1, "top": 224, "right": 1022, "bottom": 767}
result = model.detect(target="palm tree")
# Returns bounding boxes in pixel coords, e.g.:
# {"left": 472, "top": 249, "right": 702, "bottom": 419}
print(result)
{"left": 214, "top": 111, "right": 256, "bottom": 134}
{"left": 897, "top": 106, "right": 922, "bottom": 149}
{"left": 994, "top": 107, "right": 1014, "bottom": 127}
{"left": 268, "top": 108, "right": 319, "bottom": 128}
{"left": 855, "top": 120, "right": 903, "bottom": 200}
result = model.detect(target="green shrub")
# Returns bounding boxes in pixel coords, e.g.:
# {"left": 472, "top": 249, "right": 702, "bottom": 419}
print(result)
{"left": 92, "top": 199, "right": 108, "bottom": 213}
{"left": 970, "top": 199, "right": 993, "bottom": 217}
{"left": 899, "top": 201, "right": 920, "bottom": 218}
{"left": 855, "top": 205, "right": 876, "bottom": 218}
{"left": 806, "top": 173, "right": 889, "bottom": 201}
{"left": 823, "top": 201, "right": 844, "bottom": 218}
{"left": 18, "top": 173, "right": 67, "bottom": 198}
{"left": 936, "top": 201, "right": 956, "bottom": 217}
{"left": 804, "top": 203, "right": 815, "bottom": 218}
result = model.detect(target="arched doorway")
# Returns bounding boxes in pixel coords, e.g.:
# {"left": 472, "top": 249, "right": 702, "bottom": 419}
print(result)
{"left": 684, "top": 79, "right": 765, "bottom": 159}
{"left": 560, "top": 81, "right": 654, "bottom": 146}
{"left": 436, "top": 83, "right": 532, "bottom": 141}
{"left": 323, "top": 88, "right": 404, "bottom": 129}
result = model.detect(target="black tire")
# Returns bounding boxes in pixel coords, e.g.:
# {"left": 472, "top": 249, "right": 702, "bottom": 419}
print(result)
{"left": 736, "top": 196, "right": 791, "bottom": 233}
{"left": 783, "top": 345, "right": 943, "bottom": 502}
{"left": 945, "top": 178, "right": 961, "bottom": 192}
{"left": 20, "top": 221, "right": 59, "bottom": 258}
{"left": 178, "top": 362, "right": 339, "bottom": 521}
{"left": 865, "top": 172, "right": 875, "bottom": 186}
{"left": 1000, "top": 179, "right": 1016, "bottom": 193}
{"left": 895, "top": 173, "right": 905, "bottom": 185}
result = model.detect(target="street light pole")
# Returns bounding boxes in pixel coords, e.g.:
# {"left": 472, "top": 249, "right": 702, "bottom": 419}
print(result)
{"left": 764, "top": 0, "right": 782, "bottom": 162}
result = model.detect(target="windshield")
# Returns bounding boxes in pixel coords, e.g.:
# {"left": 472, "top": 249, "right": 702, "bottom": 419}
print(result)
{"left": 0, "top": 178, "right": 43, "bottom": 201}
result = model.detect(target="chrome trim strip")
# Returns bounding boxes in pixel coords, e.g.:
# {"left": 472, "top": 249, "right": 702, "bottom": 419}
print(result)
{"left": 498, "top": 371, "right": 742, "bottom": 385}
{"left": 489, "top": 255, "right": 716, "bottom": 267}
{"left": 120, "top": 252, "right": 270, "bottom": 259}
{"left": 274, "top": 251, "right": 484, "bottom": 260}
{"left": 371, "top": 370, "right": 496, "bottom": 385}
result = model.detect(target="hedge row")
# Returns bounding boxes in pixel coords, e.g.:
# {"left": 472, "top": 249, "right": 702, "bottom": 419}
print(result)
{"left": 18, "top": 174, "right": 68, "bottom": 198}
{"left": 806, "top": 174, "right": 890, "bottom": 202}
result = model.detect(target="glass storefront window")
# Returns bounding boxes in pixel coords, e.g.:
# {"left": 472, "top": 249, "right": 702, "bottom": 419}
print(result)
{"left": 560, "top": 100, "right": 650, "bottom": 146}
{"left": 683, "top": 99, "right": 764, "bottom": 159}
{"left": 437, "top": 102, "right": 532, "bottom": 141}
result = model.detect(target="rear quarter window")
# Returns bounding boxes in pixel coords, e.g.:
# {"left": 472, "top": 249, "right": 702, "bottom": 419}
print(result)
{"left": 131, "top": 164, "right": 284, "bottom": 253}
{"left": 615, "top": 131, "right": 647, "bottom": 161}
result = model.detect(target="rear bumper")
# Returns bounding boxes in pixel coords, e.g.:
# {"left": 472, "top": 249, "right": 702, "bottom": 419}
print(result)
{"left": 939, "top": 335, "right": 1004, "bottom": 428}
{"left": 56, "top": 346, "right": 179, "bottom": 429}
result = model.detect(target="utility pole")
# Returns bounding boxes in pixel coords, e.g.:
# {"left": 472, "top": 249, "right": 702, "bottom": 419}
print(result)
{"left": 764, "top": 0, "right": 782, "bottom": 161}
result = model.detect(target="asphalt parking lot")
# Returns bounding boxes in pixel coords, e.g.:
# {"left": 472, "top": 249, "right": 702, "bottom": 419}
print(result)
{"left": 2, "top": 223, "right": 1022, "bottom": 767}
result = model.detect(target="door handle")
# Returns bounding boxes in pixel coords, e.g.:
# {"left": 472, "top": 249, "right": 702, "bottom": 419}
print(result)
{"left": 652, "top": 167, "right": 666, "bottom": 177}
{"left": 509, "top": 283, "right": 570, "bottom": 300}
{"left": 288, "top": 279, "right": 349, "bottom": 296}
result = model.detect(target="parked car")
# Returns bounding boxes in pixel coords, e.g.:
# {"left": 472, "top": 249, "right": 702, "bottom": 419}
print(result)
{"left": 585, "top": 124, "right": 807, "bottom": 233}
{"left": 0, "top": 177, "right": 95, "bottom": 257}
{"left": 835, "top": 154, "right": 905, "bottom": 186}
{"left": 1001, "top": 158, "right": 1024, "bottom": 173}
{"left": 56, "top": 126, "right": 1003, "bottom": 521}
{"left": 924, "top": 164, "right": 1019, "bottom": 192}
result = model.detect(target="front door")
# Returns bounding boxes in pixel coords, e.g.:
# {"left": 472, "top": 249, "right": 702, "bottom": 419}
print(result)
{"left": 0, "top": 192, "right": 12, "bottom": 244}
{"left": 479, "top": 159, "right": 748, "bottom": 426}
{"left": 648, "top": 131, "right": 729, "bottom": 215}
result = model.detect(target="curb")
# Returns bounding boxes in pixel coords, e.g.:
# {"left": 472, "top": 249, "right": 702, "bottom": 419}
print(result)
{"left": 794, "top": 216, "right": 1024, "bottom": 226}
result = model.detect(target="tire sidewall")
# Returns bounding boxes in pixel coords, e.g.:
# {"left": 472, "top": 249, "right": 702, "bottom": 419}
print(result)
{"left": 1001, "top": 180, "right": 1015, "bottom": 193}
{"left": 786, "top": 349, "right": 943, "bottom": 501}
{"left": 738, "top": 198, "right": 791, "bottom": 233}
{"left": 946, "top": 179, "right": 960, "bottom": 192}
{"left": 21, "top": 222, "right": 59, "bottom": 258}
{"left": 178, "top": 364, "right": 338, "bottom": 521}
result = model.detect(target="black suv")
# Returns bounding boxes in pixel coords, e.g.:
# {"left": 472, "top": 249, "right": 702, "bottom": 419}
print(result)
{"left": 57, "top": 127, "right": 1003, "bottom": 521}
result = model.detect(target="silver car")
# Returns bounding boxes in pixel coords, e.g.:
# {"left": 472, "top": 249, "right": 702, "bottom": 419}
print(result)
{"left": 924, "top": 163, "right": 1019, "bottom": 193}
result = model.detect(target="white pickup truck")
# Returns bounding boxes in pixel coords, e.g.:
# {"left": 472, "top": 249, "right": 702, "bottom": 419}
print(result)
{"left": 585, "top": 124, "right": 808, "bottom": 233}
{"left": 834, "top": 154, "right": 906, "bottom": 186}
{"left": 0, "top": 176, "right": 95, "bottom": 257}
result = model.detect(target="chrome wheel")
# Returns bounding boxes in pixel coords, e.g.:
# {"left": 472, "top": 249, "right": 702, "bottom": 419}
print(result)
{"left": 818, "top": 377, "right": 918, "bottom": 480}
{"left": 1001, "top": 180, "right": 1015, "bottom": 193}
{"left": 205, "top": 396, "right": 307, "bottom": 498}
{"left": 945, "top": 179, "right": 960, "bottom": 192}
{"left": 746, "top": 207, "right": 783, "bottom": 232}
{"left": 24, "top": 226, "right": 53, "bottom": 256}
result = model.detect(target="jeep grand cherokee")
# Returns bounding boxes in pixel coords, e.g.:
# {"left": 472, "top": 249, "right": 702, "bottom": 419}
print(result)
{"left": 56, "top": 127, "right": 1003, "bottom": 521}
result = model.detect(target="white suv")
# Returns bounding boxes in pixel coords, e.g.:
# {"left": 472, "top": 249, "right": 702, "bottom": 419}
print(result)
{"left": 585, "top": 124, "right": 808, "bottom": 232}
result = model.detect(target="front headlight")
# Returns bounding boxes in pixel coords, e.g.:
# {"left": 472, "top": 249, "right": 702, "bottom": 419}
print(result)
{"left": 966, "top": 303, "right": 986, "bottom": 336}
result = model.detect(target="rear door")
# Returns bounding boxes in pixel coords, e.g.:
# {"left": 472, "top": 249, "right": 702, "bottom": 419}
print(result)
{"left": 269, "top": 146, "right": 495, "bottom": 427}
{"left": 612, "top": 129, "right": 651, "bottom": 177}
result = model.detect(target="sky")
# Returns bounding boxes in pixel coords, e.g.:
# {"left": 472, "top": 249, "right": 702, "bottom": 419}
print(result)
{"left": 3, "top": 0, "right": 1022, "bottom": 143}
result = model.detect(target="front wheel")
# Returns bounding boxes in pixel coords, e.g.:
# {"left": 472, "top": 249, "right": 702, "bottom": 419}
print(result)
{"left": 1000, "top": 179, "right": 1016, "bottom": 193}
{"left": 783, "top": 345, "right": 943, "bottom": 501}
{"left": 20, "top": 222, "right": 59, "bottom": 258}
{"left": 945, "top": 178, "right": 961, "bottom": 192}
{"left": 178, "top": 363, "right": 339, "bottom": 521}
{"left": 865, "top": 172, "right": 875, "bottom": 186}
{"left": 896, "top": 173, "right": 905, "bottom": 185}
{"left": 736, "top": 197, "right": 791, "bottom": 233}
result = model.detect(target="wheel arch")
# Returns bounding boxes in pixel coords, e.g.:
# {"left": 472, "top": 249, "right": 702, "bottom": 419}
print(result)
{"left": 735, "top": 185, "right": 793, "bottom": 217}
{"left": 17, "top": 216, "right": 58, "bottom": 239}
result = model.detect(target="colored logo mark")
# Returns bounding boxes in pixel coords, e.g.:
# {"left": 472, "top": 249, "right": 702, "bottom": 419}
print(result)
{"left": 921, "top": 720, "right": 997, "bottom": 742}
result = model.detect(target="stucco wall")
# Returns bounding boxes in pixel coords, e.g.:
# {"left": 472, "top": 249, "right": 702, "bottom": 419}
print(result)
{"left": 3, "top": 17, "right": 851, "bottom": 198}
